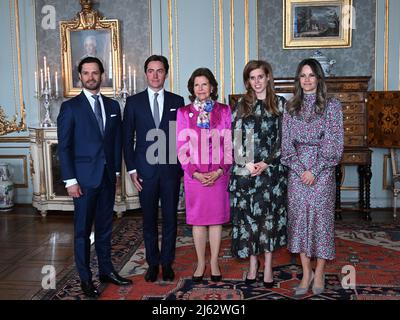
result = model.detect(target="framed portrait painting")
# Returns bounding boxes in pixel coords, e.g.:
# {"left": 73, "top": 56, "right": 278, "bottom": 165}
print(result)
{"left": 283, "top": 0, "right": 353, "bottom": 49}
{"left": 60, "top": 5, "right": 121, "bottom": 97}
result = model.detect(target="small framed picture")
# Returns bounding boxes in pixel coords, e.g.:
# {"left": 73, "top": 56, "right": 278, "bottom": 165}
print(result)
{"left": 283, "top": 0, "right": 353, "bottom": 49}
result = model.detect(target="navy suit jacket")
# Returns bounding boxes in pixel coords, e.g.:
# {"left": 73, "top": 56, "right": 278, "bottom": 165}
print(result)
{"left": 57, "top": 91, "right": 122, "bottom": 188}
{"left": 122, "top": 89, "right": 184, "bottom": 180}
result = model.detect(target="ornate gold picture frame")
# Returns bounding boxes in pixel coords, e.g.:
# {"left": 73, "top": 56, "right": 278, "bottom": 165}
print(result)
{"left": 60, "top": 1, "right": 121, "bottom": 97}
{"left": 283, "top": 0, "right": 353, "bottom": 49}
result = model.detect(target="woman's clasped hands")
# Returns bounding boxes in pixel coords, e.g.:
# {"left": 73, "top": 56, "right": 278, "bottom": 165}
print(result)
{"left": 245, "top": 161, "right": 268, "bottom": 177}
{"left": 193, "top": 168, "right": 223, "bottom": 186}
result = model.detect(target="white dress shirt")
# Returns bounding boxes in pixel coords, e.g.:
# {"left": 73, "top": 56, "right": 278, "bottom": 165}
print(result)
{"left": 83, "top": 88, "right": 106, "bottom": 127}
{"left": 147, "top": 87, "right": 164, "bottom": 124}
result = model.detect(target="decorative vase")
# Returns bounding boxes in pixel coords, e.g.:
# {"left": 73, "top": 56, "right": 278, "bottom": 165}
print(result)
{"left": 0, "top": 162, "right": 14, "bottom": 211}
{"left": 310, "top": 50, "right": 336, "bottom": 77}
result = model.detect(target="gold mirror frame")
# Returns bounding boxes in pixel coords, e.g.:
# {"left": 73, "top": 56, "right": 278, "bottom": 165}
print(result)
{"left": 283, "top": 0, "right": 353, "bottom": 49}
{"left": 60, "top": 0, "right": 121, "bottom": 97}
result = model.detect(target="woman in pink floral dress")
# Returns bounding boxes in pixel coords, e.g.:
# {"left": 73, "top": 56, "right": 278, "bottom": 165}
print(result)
{"left": 281, "top": 59, "right": 344, "bottom": 296}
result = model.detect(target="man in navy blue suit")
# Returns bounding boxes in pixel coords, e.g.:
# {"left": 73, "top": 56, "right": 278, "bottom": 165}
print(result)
{"left": 123, "top": 55, "right": 184, "bottom": 282}
{"left": 57, "top": 57, "right": 132, "bottom": 298}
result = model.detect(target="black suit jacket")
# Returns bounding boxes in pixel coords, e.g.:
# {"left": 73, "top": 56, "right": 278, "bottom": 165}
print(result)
{"left": 122, "top": 89, "right": 184, "bottom": 180}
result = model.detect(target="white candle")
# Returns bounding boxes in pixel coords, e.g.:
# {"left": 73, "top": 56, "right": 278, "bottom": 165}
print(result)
{"left": 55, "top": 71, "right": 58, "bottom": 95}
{"left": 134, "top": 69, "right": 137, "bottom": 93}
{"left": 40, "top": 68, "right": 44, "bottom": 93}
{"left": 109, "top": 50, "right": 112, "bottom": 80}
{"left": 128, "top": 65, "right": 132, "bottom": 93}
{"left": 43, "top": 56, "right": 47, "bottom": 77}
{"left": 122, "top": 54, "right": 126, "bottom": 80}
{"left": 34, "top": 71, "right": 38, "bottom": 95}
{"left": 47, "top": 67, "right": 51, "bottom": 91}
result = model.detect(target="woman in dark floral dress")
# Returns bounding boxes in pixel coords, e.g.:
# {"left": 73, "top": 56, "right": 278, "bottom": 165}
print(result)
{"left": 229, "top": 60, "right": 287, "bottom": 287}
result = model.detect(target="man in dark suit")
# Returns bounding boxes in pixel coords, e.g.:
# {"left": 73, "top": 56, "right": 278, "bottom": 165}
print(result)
{"left": 57, "top": 57, "right": 132, "bottom": 298}
{"left": 123, "top": 55, "right": 184, "bottom": 282}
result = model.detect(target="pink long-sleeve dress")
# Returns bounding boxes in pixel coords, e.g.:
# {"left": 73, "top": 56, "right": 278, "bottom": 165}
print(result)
{"left": 281, "top": 94, "right": 344, "bottom": 260}
{"left": 176, "top": 102, "right": 232, "bottom": 226}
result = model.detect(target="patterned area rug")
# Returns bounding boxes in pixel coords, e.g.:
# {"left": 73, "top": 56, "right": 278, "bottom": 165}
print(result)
{"left": 32, "top": 217, "right": 143, "bottom": 300}
{"left": 33, "top": 218, "right": 400, "bottom": 300}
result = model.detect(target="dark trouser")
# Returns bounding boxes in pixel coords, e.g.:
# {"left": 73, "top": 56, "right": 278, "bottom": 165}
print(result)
{"left": 139, "top": 170, "right": 181, "bottom": 266}
{"left": 73, "top": 169, "right": 115, "bottom": 281}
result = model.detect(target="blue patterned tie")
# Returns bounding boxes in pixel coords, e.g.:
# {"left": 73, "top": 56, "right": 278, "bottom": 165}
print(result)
{"left": 92, "top": 94, "right": 104, "bottom": 136}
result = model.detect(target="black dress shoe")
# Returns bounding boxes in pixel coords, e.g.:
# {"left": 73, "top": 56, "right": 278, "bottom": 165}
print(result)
{"left": 162, "top": 264, "right": 175, "bottom": 281}
{"left": 263, "top": 280, "right": 274, "bottom": 288}
{"left": 80, "top": 280, "right": 100, "bottom": 298}
{"left": 99, "top": 271, "right": 132, "bottom": 286}
{"left": 144, "top": 265, "right": 159, "bottom": 282}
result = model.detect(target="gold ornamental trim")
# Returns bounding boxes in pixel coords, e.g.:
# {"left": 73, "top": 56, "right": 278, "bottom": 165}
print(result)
{"left": 0, "top": 106, "right": 25, "bottom": 136}
{"left": 1, "top": 0, "right": 27, "bottom": 136}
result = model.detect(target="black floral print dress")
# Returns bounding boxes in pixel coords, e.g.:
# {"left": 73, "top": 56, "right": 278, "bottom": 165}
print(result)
{"left": 229, "top": 96, "right": 288, "bottom": 258}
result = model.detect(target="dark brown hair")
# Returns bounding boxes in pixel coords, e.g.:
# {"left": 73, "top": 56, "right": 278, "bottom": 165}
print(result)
{"left": 286, "top": 58, "right": 327, "bottom": 116}
{"left": 187, "top": 68, "right": 219, "bottom": 102}
{"left": 144, "top": 55, "right": 169, "bottom": 74}
{"left": 78, "top": 56, "right": 104, "bottom": 74}
{"left": 240, "top": 60, "right": 278, "bottom": 117}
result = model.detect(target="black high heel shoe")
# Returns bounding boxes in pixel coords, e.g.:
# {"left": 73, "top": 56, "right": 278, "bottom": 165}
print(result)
{"left": 192, "top": 266, "right": 206, "bottom": 282}
{"left": 210, "top": 274, "right": 222, "bottom": 282}
{"left": 263, "top": 279, "right": 274, "bottom": 288}
{"left": 210, "top": 264, "right": 222, "bottom": 282}
{"left": 192, "top": 274, "right": 204, "bottom": 282}
{"left": 263, "top": 265, "right": 274, "bottom": 288}
{"left": 245, "top": 260, "right": 260, "bottom": 285}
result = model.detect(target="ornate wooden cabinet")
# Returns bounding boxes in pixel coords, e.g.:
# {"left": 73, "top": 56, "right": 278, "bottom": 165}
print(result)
{"left": 230, "top": 76, "right": 372, "bottom": 220}
{"left": 29, "top": 127, "right": 140, "bottom": 217}
{"left": 325, "top": 77, "right": 372, "bottom": 220}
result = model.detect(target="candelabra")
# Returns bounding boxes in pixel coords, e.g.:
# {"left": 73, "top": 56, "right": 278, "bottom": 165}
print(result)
{"left": 114, "top": 56, "right": 136, "bottom": 109}
{"left": 114, "top": 78, "right": 133, "bottom": 109}
{"left": 35, "top": 87, "right": 59, "bottom": 127}
{"left": 34, "top": 56, "right": 60, "bottom": 127}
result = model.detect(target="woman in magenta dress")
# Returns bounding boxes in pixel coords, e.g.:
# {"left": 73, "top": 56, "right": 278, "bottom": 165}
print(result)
{"left": 176, "top": 68, "right": 232, "bottom": 282}
{"left": 281, "top": 58, "right": 344, "bottom": 296}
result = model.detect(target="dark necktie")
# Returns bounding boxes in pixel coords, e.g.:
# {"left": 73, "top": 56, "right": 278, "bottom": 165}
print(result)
{"left": 92, "top": 94, "right": 104, "bottom": 136}
{"left": 153, "top": 92, "right": 160, "bottom": 128}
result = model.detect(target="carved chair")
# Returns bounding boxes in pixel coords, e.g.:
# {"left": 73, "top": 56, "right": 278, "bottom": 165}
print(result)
{"left": 390, "top": 148, "right": 400, "bottom": 219}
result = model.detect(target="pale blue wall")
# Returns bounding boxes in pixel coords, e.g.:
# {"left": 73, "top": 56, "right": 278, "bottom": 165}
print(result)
{"left": 0, "top": 0, "right": 38, "bottom": 203}
{"left": 153, "top": 0, "right": 258, "bottom": 103}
